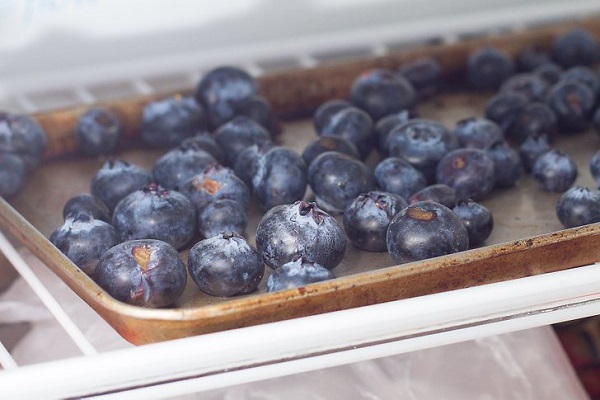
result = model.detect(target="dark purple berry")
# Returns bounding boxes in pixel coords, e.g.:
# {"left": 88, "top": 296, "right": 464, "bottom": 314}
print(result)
{"left": 233, "top": 94, "right": 279, "bottom": 135}
{"left": 374, "top": 157, "right": 427, "bottom": 201}
{"left": 533, "top": 62, "right": 563, "bottom": 85}
{"left": 454, "top": 118, "right": 504, "bottom": 149}
{"left": 499, "top": 73, "right": 550, "bottom": 102}
{"left": 152, "top": 144, "right": 216, "bottom": 190}
{"left": 452, "top": 199, "right": 494, "bottom": 247}
{"left": 343, "top": 191, "right": 407, "bottom": 252}
{"left": 519, "top": 134, "right": 552, "bottom": 172}
{"left": 197, "top": 199, "right": 248, "bottom": 239}
{"left": 553, "top": 28, "right": 600, "bottom": 68}
{"left": 436, "top": 148, "right": 496, "bottom": 201}
{"left": 386, "top": 201, "right": 469, "bottom": 264}
{"left": 63, "top": 193, "right": 110, "bottom": 222}
{"left": 95, "top": 239, "right": 187, "bottom": 308}
{"left": 374, "top": 109, "right": 413, "bottom": 157}
{"left": 112, "top": 183, "right": 196, "bottom": 249}
{"left": 0, "top": 153, "right": 27, "bottom": 197}
{"left": 409, "top": 184, "right": 457, "bottom": 209}
{"left": 397, "top": 57, "right": 442, "bottom": 100}
{"left": 518, "top": 45, "right": 551, "bottom": 71}
{"left": 75, "top": 108, "right": 122, "bottom": 156}
{"left": 313, "top": 99, "right": 353, "bottom": 133}
{"left": 509, "top": 102, "right": 557, "bottom": 143}
{"left": 214, "top": 116, "right": 271, "bottom": 166}
{"left": 486, "top": 141, "right": 523, "bottom": 188}
{"left": 302, "top": 136, "right": 360, "bottom": 167}
{"left": 466, "top": 47, "right": 515, "bottom": 91}
{"left": 180, "top": 132, "right": 226, "bottom": 165}
{"left": 188, "top": 233, "right": 264, "bottom": 297}
{"left": 267, "top": 257, "right": 335, "bottom": 292}
{"left": 233, "top": 140, "right": 276, "bottom": 187}
{"left": 0, "top": 112, "right": 48, "bottom": 171}
{"left": 319, "top": 106, "right": 374, "bottom": 159}
{"left": 546, "top": 80, "right": 595, "bottom": 133}
{"left": 181, "top": 164, "right": 250, "bottom": 211}
{"left": 532, "top": 149, "right": 577, "bottom": 192}
{"left": 556, "top": 186, "right": 600, "bottom": 228}
{"left": 561, "top": 66, "right": 600, "bottom": 98}
{"left": 256, "top": 201, "right": 346, "bottom": 270}
{"left": 484, "top": 92, "right": 528, "bottom": 133}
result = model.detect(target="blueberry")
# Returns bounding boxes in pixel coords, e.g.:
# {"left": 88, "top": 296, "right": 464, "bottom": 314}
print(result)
{"left": 532, "top": 149, "right": 577, "bottom": 192}
{"left": 233, "top": 140, "right": 277, "bottom": 187}
{"left": 256, "top": 201, "right": 346, "bottom": 270}
{"left": 181, "top": 164, "right": 250, "bottom": 211}
{"left": 307, "top": 151, "right": 376, "bottom": 215}
{"left": 302, "top": 136, "right": 360, "bottom": 167}
{"left": 141, "top": 96, "right": 207, "bottom": 148}
{"left": 485, "top": 141, "right": 523, "bottom": 188}
{"left": 386, "top": 201, "right": 469, "bottom": 264}
{"left": 313, "top": 99, "right": 353, "bottom": 133}
{"left": 112, "top": 183, "right": 196, "bottom": 249}
{"left": 187, "top": 233, "right": 264, "bottom": 297}
{"left": 556, "top": 186, "right": 600, "bottom": 228}
{"left": 180, "top": 132, "right": 226, "bottom": 165}
{"left": 63, "top": 193, "right": 110, "bottom": 222}
{"left": 374, "top": 109, "right": 413, "bottom": 157}
{"left": 408, "top": 184, "right": 457, "bottom": 209}
{"left": 343, "top": 191, "right": 407, "bottom": 252}
{"left": 546, "top": 80, "right": 595, "bottom": 133}
{"left": 90, "top": 159, "right": 153, "bottom": 212}
{"left": 454, "top": 118, "right": 504, "bottom": 149}
{"left": 252, "top": 147, "right": 307, "bottom": 212}
{"left": 553, "top": 28, "right": 600, "bottom": 68}
{"left": 518, "top": 45, "right": 551, "bottom": 71}
{"left": 589, "top": 150, "right": 600, "bottom": 186}
{"left": 266, "top": 257, "right": 335, "bottom": 292}
{"left": 350, "top": 68, "right": 415, "bottom": 121}
{"left": 152, "top": 143, "right": 216, "bottom": 190}
{"left": 499, "top": 73, "right": 550, "bottom": 102}
{"left": 0, "top": 153, "right": 27, "bottom": 197}
{"left": 533, "top": 62, "right": 563, "bottom": 85}
{"left": 397, "top": 57, "right": 442, "bottom": 101}
{"left": 233, "top": 94, "right": 280, "bottom": 135}
{"left": 197, "top": 199, "right": 248, "bottom": 239}
{"left": 94, "top": 239, "right": 187, "bottom": 308}
{"left": 436, "top": 148, "right": 496, "bottom": 201}
{"left": 50, "top": 212, "right": 119, "bottom": 276}
{"left": 484, "top": 92, "right": 528, "bottom": 133}
{"left": 387, "top": 118, "right": 458, "bottom": 183}
{"left": 374, "top": 157, "right": 427, "bottom": 201}
{"left": 561, "top": 66, "right": 600, "bottom": 98}
{"left": 214, "top": 116, "right": 271, "bottom": 166}
{"left": 195, "top": 66, "right": 258, "bottom": 129}
{"left": 318, "top": 106, "right": 374, "bottom": 159}
{"left": 466, "top": 47, "right": 515, "bottom": 91}
{"left": 0, "top": 112, "right": 48, "bottom": 171}
{"left": 519, "top": 134, "right": 552, "bottom": 172}
{"left": 509, "top": 102, "right": 557, "bottom": 143}
{"left": 453, "top": 199, "right": 494, "bottom": 247}
{"left": 75, "top": 108, "right": 122, "bottom": 156}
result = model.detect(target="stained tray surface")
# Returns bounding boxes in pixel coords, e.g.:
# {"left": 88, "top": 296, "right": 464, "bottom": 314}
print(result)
{"left": 3, "top": 19, "right": 600, "bottom": 344}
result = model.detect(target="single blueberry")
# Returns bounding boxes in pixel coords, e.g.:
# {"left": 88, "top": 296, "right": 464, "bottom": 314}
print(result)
{"left": 485, "top": 141, "right": 523, "bottom": 188}
{"left": 374, "top": 157, "right": 427, "bottom": 201}
{"left": 197, "top": 199, "right": 248, "bottom": 239}
{"left": 454, "top": 118, "right": 504, "bottom": 149}
{"left": 141, "top": 96, "right": 207, "bottom": 148}
{"left": 553, "top": 28, "right": 600, "bottom": 68}
{"left": 318, "top": 106, "right": 375, "bottom": 159}
{"left": 90, "top": 159, "right": 153, "bottom": 212}
{"left": 234, "top": 140, "right": 277, "bottom": 187}
{"left": 256, "top": 201, "right": 347, "bottom": 270}
{"left": 436, "top": 148, "right": 496, "bottom": 201}
{"left": 267, "top": 257, "right": 335, "bottom": 292}
{"left": 556, "top": 186, "right": 600, "bottom": 228}
{"left": 94, "top": 239, "right": 187, "bottom": 308}
{"left": 409, "top": 184, "right": 457, "bottom": 209}
{"left": 252, "top": 147, "right": 307, "bottom": 212}
{"left": 187, "top": 233, "right": 264, "bottom": 297}
{"left": 181, "top": 164, "right": 250, "bottom": 211}
{"left": 561, "top": 66, "right": 600, "bottom": 99}
{"left": 180, "top": 132, "right": 226, "bottom": 165}
{"left": 0, "top": 153, "right": 27, "bottom": 197}
{"left": 112, "top": 183, "right": 196, "bottom": 249}
{"left": 307, "top": 151, "right": 376, "bottom": 215}
{"left": 374, "top": 109, "right": 413, "bottom": 157}
{"left": 533, "top": 62, "right": 563, "bottom": 85}
{"left": 343, "top": 191, "right": 407, "bottom": 252}
{"left": 152, "top": 144, "right": 216, "bottom": 190}
{"left": 397, "top": 57, "right": 442, "bottom": 101}
{"left": 519, "top": 134, "right": 552, "bottom": 172}
{"left": 195, "top": 66, "right": 259, "bottom": 129}
{"left": 386, "top": 201, "right": 469, "bottom": 265}
{"left": 484, "top": 92, "right": 528, "bottom": 133}
{"left": 0, "top": 112, "right": 48, "bottom": 171}
{"left": 466, "top": 47, "right": 515, "bottom": 91}
{"left": 387, "top": 118, "right": 458, "bottom": 183}
{"left": 302, "top": 136, "right": 360, "bottom": 167}
{"left": 546, "top": 80, "right": 595, "bottom": 133}
{"left": 233, "top": 94, "right": 280, "bottom": 135}
{"left": 350, "top": 68, "right": 415, "bottom": 121}
{"left": 63, "top": 193, "right": 111, "bottom": 222}
{"left": 75, "top": 108, "right": 123, "bottom": 156}
{"left": 214, "top": 116, "right": 271, "bottom": 166}
{"left": 313, "top": 99, "right": 353, "bottom": 133}
{"left": 50, "top": 212, "right": 119, "bottom": 277}
{"left": 452, "top": 199, "right": 494, "bottom": 247}
{"left": 532, "top": 149, "right": 578, "bottom": 192}
{"left": 509, "top": 102, "right": 557, "bottom": 143}
{"left": 499, "top": 73, "right": 550, "bottom": 102}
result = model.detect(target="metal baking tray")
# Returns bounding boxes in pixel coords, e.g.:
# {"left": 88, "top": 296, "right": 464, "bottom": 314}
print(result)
{"left": 2, "top": 18, "right": 600, "bottom": 345}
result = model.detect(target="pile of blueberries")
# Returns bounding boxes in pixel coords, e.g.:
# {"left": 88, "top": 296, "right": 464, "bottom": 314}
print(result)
{"left": 45, "top": 28, "right": 600, "bottom": 308}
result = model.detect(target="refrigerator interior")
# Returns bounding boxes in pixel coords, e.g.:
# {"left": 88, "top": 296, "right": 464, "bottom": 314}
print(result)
{"left": 1, "top": 1, "right": 600, "bottom": 398}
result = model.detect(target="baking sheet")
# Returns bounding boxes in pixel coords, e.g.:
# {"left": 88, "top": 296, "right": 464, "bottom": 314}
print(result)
{"left": 2, "top": 18, "right": 600, "bottom": 344}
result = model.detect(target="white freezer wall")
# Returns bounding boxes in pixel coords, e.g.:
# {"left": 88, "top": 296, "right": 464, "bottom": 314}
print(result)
{"left": 2, "top": 0, "right": 600, "bottom": 110}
